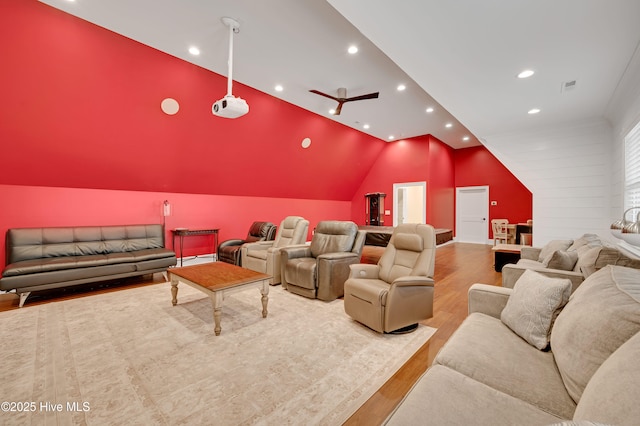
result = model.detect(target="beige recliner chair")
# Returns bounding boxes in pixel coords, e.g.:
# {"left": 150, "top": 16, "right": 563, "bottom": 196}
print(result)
{"left": 280, "top": 220, "right": 366, "bottom": 301}
{"left": 344, "top": 223, "right": 436, "bottom": 333}
{"left": 241, "top": 216, "right": 309, "bottom": 285}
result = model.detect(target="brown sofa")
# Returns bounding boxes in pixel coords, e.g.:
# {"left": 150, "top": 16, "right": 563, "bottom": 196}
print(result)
{"left": 0, "top": 224, "right": 176, "bottom": 307}
{"left": 385, "top": 265, "right": 640, "bottom": 425}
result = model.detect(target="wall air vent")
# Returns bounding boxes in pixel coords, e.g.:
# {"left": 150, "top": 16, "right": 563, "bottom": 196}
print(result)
{"left": 561, "top": 80, "right": 577, "bottom": 93}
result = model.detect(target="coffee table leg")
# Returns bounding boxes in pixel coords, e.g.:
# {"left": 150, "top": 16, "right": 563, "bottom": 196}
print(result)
{"left": 261, "top": 281, "right": 269, "bottom": 318}
{"left": 212, "top": 292, "right": 223, "bottom": 336}
{"left": 171, "top": 278, "right": 179, "bottom": 306}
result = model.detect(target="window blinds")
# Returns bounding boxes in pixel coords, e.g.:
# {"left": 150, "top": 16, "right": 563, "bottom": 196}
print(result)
{"left": 625, "top": 120, "right": 640, "bottom": 210}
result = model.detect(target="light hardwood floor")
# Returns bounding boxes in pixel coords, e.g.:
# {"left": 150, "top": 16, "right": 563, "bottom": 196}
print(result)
{"left": 0, "top": 242, "right": 502, "bottom": 425}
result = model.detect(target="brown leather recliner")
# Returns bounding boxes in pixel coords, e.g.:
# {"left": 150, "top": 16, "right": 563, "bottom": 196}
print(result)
{"left": 343, "top": 223, "right": 436, "bottom": 333}
{"left": 280, "top": 220, "right": 366, "bottom": 301}
{"left": 217, "top": 221, "right": 277, "bottom": 266}
{"left": 241, "top": 216, "right": 309, "bottom": 285}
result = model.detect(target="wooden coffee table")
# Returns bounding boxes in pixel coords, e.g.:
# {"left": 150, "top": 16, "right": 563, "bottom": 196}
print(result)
{"left": 169, "top": 262, "right": 271, "bottom": 336}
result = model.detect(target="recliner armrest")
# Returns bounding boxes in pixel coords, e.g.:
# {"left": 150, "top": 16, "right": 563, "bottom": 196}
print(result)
{"left": 317, "top": 252, "right": 360, "bottom": 261}
{"left": 348, "top": 263, "right": 380, "bottom": 279}
{"left": 279, "top": 245, "right": 312, "bottom": 260}
{"left": 392, "top": 276, "right": 434, "bottom": 287}
{"left": 218, "top": 238, "right": 246, "bottom": 249}
{"left": 468, "top": 284, "right": 513, "bottom": 319}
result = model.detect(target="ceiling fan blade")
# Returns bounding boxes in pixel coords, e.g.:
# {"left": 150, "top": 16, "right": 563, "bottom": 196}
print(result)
{"left": 309, "top": 89, "right": 339, "bottom": 101}
{"left": 345, "top": 92, "right": 379, "bottom": 102}
{"left": 334, "top": 101, "right": 345, "bottom": 115}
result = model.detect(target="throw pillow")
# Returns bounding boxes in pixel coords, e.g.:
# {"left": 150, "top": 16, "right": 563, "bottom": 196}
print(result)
{"left": 538, "top": 240, "right": 573, "bottom": 263}
{"left": 501, "top": 269, "right": 572, "bottom": 350}
{"left": 545, "top": 250, "right": 579, "bottom": 270}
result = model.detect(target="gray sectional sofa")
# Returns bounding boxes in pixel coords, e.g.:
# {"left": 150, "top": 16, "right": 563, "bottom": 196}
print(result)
{"left": 502, "top": 233, "right": 640, "bottom": 292}
{"left": 0, "top": 224, "right": 176, "bottom": 307}
{"left": 385, "top": 265, "right": 640, "bottom": 425}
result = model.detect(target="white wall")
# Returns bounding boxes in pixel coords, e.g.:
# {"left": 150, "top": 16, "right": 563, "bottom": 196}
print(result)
{"left": 479, "top": 43, "right": 640, "bottom": 247}
{"left": 481, "top": 118, "right": 613, "bottom": 246}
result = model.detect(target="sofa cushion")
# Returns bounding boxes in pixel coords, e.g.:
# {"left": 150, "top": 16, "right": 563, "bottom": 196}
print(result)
{"left": 551, "top": 265, "right": 640, "bottom": 403}
{"left": 434, "top": 313, "right": 576, "bottom": 418}
{"left": 539, "top": 240, "right": 573, "bottom": 263}
{"left": 384, "top": 365, "right": 564, "bottom": 426}
{"left": 501, "top": 270, "right": 571, "bottom": 350}
{"left": 546, "top": 250, "right": 579, "bottom": 271}
{"left": 573, "top": 331, "right": 640, "bottom": 425}
{"left": 567, "top": 234, "right": 600, "bottom": 251}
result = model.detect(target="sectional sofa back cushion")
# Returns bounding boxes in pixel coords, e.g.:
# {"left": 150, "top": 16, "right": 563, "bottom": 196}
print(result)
{"left": 573, "top": 330, "right": 640, "bottom": 425}
{"left": 538, "top": 240, "right": 573, "bottom": 263}
{"left": 7, "top": 225, "right": 165, "bottom": 264}
{"left": 550, "top": 265, "right": 640, "bottom": 403}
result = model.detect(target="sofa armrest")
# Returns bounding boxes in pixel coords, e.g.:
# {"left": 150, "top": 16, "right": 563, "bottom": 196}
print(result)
{"left": 520, "top": 246, "right": 541, "bottom": 260}
{"left": 468, "top": 284, "right": 513, "bottom": 319}
{"left": 501, "top": 263, "right": 584, "bottom": 293}
{"left": 392, "top": 276, "right": 435, "bottom": 288}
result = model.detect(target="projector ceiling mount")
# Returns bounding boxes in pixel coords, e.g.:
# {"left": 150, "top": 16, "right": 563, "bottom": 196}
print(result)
{"left": 212, "top": 16, "right": 249, "bottom": 118}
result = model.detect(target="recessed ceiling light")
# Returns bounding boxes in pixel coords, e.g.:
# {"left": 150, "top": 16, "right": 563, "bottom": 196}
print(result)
{"left": 463, "top": 136, "right": 470, "bottom": 141}
{"left": 426, "top": 107, "right": 434, "bottom": 113}
{"left": 517, "top": 69, "right": 535, "bottom": 79}
{"left": 188, "top": 46, "right": 200, "bottom": 56}
{"left": 347, "top": 45, "right": 358, "bottom": 54}
{"left": 445, "top": 123, "right": 453, "bottom": 128}
{"left": 388, "top": 135, "right": 395, "bottom": 140}
{"left": 397, "top": 84, "right": 406, "bottom": 91}
{"left": 329, "top": 109, "right": 336, "bottom": 115}
{"left": 528, "top": 108, "right": 541, "bottom": 114}
{"left": 363, "top": 124, "right": 370, "bottom": 129}
{"left": 274, "top": 85, "right": 283, "bottom": 92}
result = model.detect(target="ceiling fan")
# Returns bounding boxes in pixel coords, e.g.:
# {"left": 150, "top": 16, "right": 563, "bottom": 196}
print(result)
{"left": 309, "top": 87, "right": 379, "bottom": 115}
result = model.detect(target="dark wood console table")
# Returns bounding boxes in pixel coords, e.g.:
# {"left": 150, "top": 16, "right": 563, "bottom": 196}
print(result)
{"left": 171, "top": 228, "right": 220, "bottom": 267}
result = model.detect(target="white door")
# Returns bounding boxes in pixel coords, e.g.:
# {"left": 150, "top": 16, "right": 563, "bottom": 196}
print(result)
{"left": 456, "top": 186, "right": 489, "bottom": 244}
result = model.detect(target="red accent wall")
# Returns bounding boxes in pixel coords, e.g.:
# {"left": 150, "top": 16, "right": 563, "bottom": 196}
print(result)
{"left": 455, "top": 146, "right": 533, "bottom": 238}
{"left": 350, "top": 135, "right": 456, "bottom": 231}
{"left": 0, "top": 0, "right": 384, "bottom": 201}
{"left": 0, "top": 184, "right": 350, "bottom": 268}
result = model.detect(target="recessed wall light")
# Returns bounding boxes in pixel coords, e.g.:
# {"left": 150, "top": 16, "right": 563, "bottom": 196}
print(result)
{"left": 528, "top": 108, "right": 541, "bottom": 114}
{"left": 274, "top": 85, "right": 283, "bottom": 92}
{"left": 463, "top": 136, "right": 470, "bottom": 141}
{"left": 347, "top": 45, "right": 358, "bottom": 54}
{"left": 445, "top": 123, "right": 453, "bottom": 128}
{"left": 426, "top": 107, "right": 434, "bottom": 113}
{"left": 363, "top": 124, "right": 370, "bottom": 129}
{"left": 517, "top": 69, "right": 535, "bottom": 79}
{"left": 188, "top": 46, "right": 200, "bottom": 56}
{"left": 397, "top": 84, "right": 406, "bottom": 91}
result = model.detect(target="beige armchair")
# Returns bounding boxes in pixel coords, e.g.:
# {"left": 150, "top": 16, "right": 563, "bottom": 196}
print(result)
{"left": 241, "top": 216, "right": 309, "bottom": 285}
{"left": 280, "top": 220, "right": 366, "bottom": 301}
{"left": 344, "top": 223, "right": 436, "bottom": 333}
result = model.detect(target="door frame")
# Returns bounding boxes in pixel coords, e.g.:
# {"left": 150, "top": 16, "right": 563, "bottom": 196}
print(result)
{"left": 455, "top": 185, "right": 489, "bottom": 244}
{"left": 393, "top": 181, "right": 427, "bottom": 226}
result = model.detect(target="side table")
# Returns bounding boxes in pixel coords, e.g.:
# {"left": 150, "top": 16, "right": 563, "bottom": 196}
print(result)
{"left": 492, "top": 243, "right": 523, "bottom": 272}
{"left": 171, "top": 229, "right": 220, "bottom": 267}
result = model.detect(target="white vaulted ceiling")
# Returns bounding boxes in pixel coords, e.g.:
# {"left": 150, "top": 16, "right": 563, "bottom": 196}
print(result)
{"left": 39, "top": 0, "right": 640, "bottom": 149}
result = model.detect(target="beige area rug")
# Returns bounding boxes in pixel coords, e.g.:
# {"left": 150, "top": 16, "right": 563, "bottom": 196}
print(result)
{"left": 0, "top": 283, "right": 435, "bottom": 425}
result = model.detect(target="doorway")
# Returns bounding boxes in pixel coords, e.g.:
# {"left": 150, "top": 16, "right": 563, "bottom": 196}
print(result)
{"left": 456, "top": 186, "right": 489, "bottom": 244}
{"left": 393, "top": 181, "right": 426, "bottom": 226}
